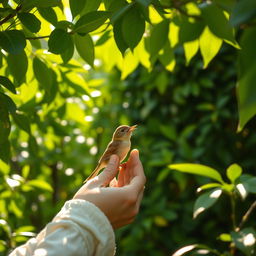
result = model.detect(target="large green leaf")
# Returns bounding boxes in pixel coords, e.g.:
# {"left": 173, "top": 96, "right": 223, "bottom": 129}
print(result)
{"left": 74, "top": 34, "right": 94, "bottom": 67}
{"left": 38, "top": 7, "right": 58, "bottom": 26}
{"left": 7, "top": 51, "right": 28, "bottom": 85}
{"left": 69, "top": 0, "right": 87, "bottom": 19}
{"left": 32, "top": 57, "right": 52, "bottom": 93}
{"left": 169, "top": 163, "right": 224, "bottom": 183}
{"left": 0, "top": 139, "right": 10, "bottom": 163}
{"left": 61, "top": 42, "right": 74, "bottom": 64}
{"left": 74, "top": 11, "right": 110, "bottom": 34}
{"left": 237, "top": 28, "right": 256, "bottom": 131}
{"left": 26, "top": 179, "right": 53, "bottom": 192}
{"left": 149, "top": 19, "right": 169, "bottom": 57}
{"left": 177, "top": 16, "right": 205, "bottom": 43}
{"left": 82, "top": 0, "right": 102, "bottom": 14}
{"left": 0, "top": 30, "right": 26, "bottom": 54}
{"left": 201, "top": 3, "right": 237, "bottom": 46}
{"left": 122, "top": 7, "right": 145, "bottom": 50}
{"left": 0, "top": 76, "right": 16, "bottom": 94}
{"left": 17, "top": 12, "right": 41, "bottom": 33}
{"left": 22, "top": 0, "right": 61, "bottom": 9}
{"left": 230, "top": 0, "right": 256, "bottom": 26}
{"left": 193, "top": 188, "right": 222, "bottom": 218}
{"left": 113, "top": 17, "right": 128, "bottom": 55}
{"left": 48, "top": 29, "right": 73, "bottom": 54}
{"left": 11, "top": 112, "right": 31, "bottom": 134}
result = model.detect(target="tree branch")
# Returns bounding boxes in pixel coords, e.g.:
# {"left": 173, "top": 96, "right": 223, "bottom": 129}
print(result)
{"left": 237, "top": 200, "right": 256, "bottom": 231}
{"left": 0, "top": 5, "right": 22, "bottom": 26}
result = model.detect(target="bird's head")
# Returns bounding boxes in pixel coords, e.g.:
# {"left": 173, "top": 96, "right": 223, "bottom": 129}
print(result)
{"left": 113, "top": 125, "right": 137, "bottom": 140}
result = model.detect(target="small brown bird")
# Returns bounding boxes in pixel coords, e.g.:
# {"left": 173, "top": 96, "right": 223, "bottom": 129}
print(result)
{"left": 84, "top": 124, "right": 137, "bottom": 182}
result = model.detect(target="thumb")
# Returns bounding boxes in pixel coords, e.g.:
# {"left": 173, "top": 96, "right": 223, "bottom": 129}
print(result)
{"left": 97, "top": 155, "right": 120, "bottom": 186}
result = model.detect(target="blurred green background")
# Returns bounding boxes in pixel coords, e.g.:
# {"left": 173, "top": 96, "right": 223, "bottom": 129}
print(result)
{"left": 2, "top": 44, "right": 256, "bottom": 255}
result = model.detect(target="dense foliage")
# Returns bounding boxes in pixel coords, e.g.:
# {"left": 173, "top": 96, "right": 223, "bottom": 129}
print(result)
{"left": 1, "top": 0, "right": 256, "bottom": 255}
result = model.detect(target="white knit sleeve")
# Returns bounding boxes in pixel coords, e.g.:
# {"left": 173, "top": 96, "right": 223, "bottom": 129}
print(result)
{"left": 9, "top": 199, "right": 116, "bottom": 256}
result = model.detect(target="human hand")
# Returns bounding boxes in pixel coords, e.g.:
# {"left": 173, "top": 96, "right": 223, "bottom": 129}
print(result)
{"left": 73, "top": 149, "right": 146, "bottom": 229}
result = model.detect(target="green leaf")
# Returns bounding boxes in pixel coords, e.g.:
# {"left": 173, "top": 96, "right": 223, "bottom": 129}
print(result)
{"left": 69, "top": 0, "right": 87, "bottom": 19}
{"left": 199, "top": 26, "right": 222, "bottom": 68}
{"left": 231, "top": 228, "right": 256, "bottom": 256}
{"left": 74, "top": 11, "right": 110, "bottom": 34}
{"left": 26, "top": 179, "right": 53, "bottom": 192}
{"left": 11, "top": 112, "right": 31, "bottom": 134}
{"left": 237, "top": 28, "right": 256, "bottom": 131}
{"left": 184, "top": 40, "right": 199, "bottom": 65}
{"left": 149, "top": 19, "right": 169, "bottom": 57}
{"left": 0, "top": 139, "right": 10, "bottom": 163}
{"left": 38, "top": 7, "right": 58, "bottom": 26}
{"left": 197, "top": 183, "right": 222, "bottom": 192}
{"left": 0, "top": 93, "right": 16, "bottom": 114}
{"left": 48, "top": 29, "right": 73, "bottom": 54}
{"left": 201, "top": 3, "right": 237, "bottom": 46}
{"left": 7, "top": 51, "right": 28, "bottom": 85}
{"left": 0, "top": 76, "right": 16, "bottom": 94}
{"left": 74, "top": 34, "right": 94, "bottom": 67}
{"left": 33, "top": 57, "right": 52, "bottom": 93}
{"left": 61, "top": 42, "right": 74, "bottom": 64}
{"left": 218, "top": 233, "right": 232, "bottom": 242}
{"left": 9, "top": 200, "right": 23, "bottom": 218}
{"left": 0, "top": 30, "right": 26, "bottom": 54}
{"left": 0, "top": 99, "right": 11, "bottom": 144}
{"left": 159, "top": 42, "right": 175, "bottom": 72}
{"left": 177, "top": 16, "right": 204, "bottom": 43}
{"left": 239, "top": 175, "right": 256, "bottom": 194}
{"left": 122, "top": 7, "right": 145, "bottom": 50}
{"left": 169, "top": 163, "right": 224, "bottom": 183}
{"left": 113, "top": 17, "right": 128, "bottom": 55}
{"left": 226, "top": 164, "right": 242, "bottom": 183}
{"left": 22, "top": 0, "right": 61, "bottom": 9}
{"left": 17, "top": 12, "right": 41, "bottom": 33}
{"left": 193, "top": 188, "right": 222, "bottom": 218}
{"left": 230, "top": 0, "right": 256, "bottom": 26}
{"left": 82, "top": 0, "right": 101, "bottom": 14}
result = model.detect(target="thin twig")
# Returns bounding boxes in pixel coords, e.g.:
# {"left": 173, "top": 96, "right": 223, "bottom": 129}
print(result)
{"left": 237, "top": 200, "right": 256, "bottom": 231}
{"left": 0, "top": 5, "right": 22, "bottom": 26}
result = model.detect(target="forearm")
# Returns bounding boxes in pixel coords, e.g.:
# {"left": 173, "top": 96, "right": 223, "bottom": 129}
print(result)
{"left": 9, "top": 199, "right": 115, "bottom": 256}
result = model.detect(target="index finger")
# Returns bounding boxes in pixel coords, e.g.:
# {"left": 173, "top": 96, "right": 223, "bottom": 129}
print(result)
{"left": 125, "top": 149, "right": 146, "bottom": 193}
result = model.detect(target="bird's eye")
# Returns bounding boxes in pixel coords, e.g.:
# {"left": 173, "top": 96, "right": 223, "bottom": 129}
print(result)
{"left": 121, "top": 128, "right": 125, "bottom": 132}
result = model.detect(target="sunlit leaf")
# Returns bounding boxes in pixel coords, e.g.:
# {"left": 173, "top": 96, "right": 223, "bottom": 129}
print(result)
{"left": 183, "top": 40, "right": 199, "bottom": 65}
{"left": 199, "top": 26, "right": 222, "bottom": 68}
{"left": 38, "top": 7, "right": 58, "bottom": 26}
{"left": 169, "top": 163, "right": 224, "bottom": 183}
{"left": 11, "top": 112, "right": 31, "bottom": 134}
{"left": 201, "top": 3, "right": 237, "bottom": 47}
{"left": 226, "top": 163, "right": 242, "bottom": 183}
{"left": 26, "top": 180, "right": 53, "bottom": 192}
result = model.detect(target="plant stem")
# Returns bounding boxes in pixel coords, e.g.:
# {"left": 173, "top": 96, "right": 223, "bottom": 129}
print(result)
{"left": 230, "top": 192, "right": 237, "bottom": 230}
{"left": 237, "top": 200, "right": 256, "bottom": 232}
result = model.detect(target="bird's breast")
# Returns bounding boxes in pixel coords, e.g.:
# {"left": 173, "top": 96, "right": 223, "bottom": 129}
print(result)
{"left": 117, "top": 140, "right": 131, "bottom": 162}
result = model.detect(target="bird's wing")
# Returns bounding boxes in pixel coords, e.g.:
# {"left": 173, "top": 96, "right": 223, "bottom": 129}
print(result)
{"left": 98, "top": 140, "right": 120, "bottom": 163}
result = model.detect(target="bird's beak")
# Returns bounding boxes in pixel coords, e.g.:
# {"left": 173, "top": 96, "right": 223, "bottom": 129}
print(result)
{"left": 129, "top": 125, "right": 137, "bottom": 132}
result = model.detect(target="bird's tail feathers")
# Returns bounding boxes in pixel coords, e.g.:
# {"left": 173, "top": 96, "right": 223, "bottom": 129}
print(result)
{"left": 83, "top": 163, "right": 101, "bottom": 183}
